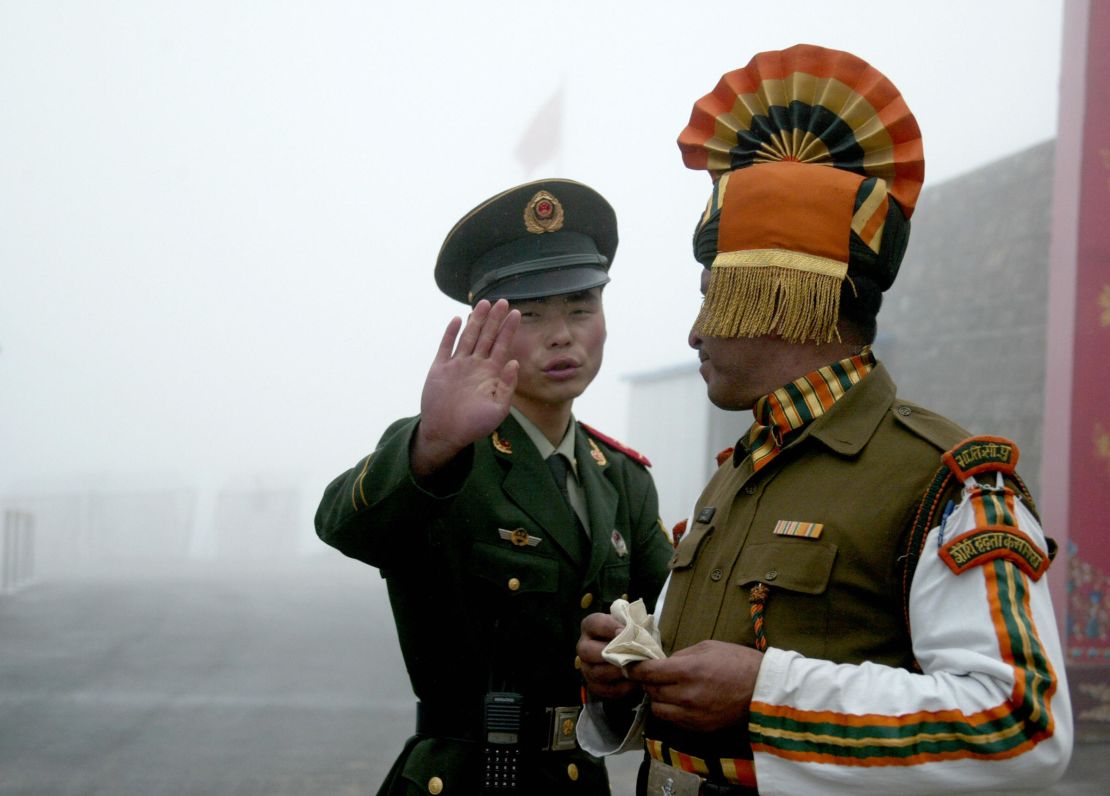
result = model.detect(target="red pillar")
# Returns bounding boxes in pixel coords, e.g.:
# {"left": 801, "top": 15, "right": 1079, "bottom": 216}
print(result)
{"left": 1042, "top": 0, "right": 1110, "bottom": 736}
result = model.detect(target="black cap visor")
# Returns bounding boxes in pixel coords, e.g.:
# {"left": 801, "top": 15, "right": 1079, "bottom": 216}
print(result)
{"left": 476, "top": 263, "right": 610, "bottom": 303}
{"left": 468, "top": 231, "right": 610, "bottom": 304}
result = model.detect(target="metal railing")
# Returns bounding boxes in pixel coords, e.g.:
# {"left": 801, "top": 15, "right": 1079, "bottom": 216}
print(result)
{"left": 2, "top": 510, "right": 35, "bottom": 594}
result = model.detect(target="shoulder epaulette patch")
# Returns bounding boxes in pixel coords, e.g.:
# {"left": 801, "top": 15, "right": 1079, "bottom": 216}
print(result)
{"left": 580, "top": 422, "right": 651, "bottom": 467}
{"left": 940, "top": 525, "right": 1049, "bottom": 581}
{"left": 942, "top": 436, "right": 1019, "bottom": 482}
{"left": 716, "top": 447, "right": 735, "bottom": 467}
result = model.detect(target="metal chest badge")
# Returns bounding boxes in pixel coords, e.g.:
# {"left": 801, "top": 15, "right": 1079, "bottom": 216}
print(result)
{"left": 523, "top": 190, "right": 565, "bottom": 234}
{"left": 588, "top": 438, "right": 607, "bottom": 466}
{"left": 499, "top": 527, "right": 542, "bottom": 547}
{"left": 491, "top": 431, "right": 512, "bottom": 454}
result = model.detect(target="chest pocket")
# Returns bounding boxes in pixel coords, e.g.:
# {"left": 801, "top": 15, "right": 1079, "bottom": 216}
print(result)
{"left": 728, "top": 538, "right": 838, "bottom": 657}
{"left": 468, "top": 541, "right": 559, "bottom": 596}
{"left": 733, "top": 538, "right": 837, "bottom": 593}
{"left": 598, "top": 560, "right": 630, "bottom": 602}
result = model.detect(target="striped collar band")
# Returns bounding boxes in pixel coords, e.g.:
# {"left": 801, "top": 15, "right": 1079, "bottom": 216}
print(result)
{"left": 743, "top": 347, "right": 877, "bottom": 471}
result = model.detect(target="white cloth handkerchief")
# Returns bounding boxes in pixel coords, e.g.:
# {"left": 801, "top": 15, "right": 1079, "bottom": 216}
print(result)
{"left": 601, "top": 598, "right": 666, "bottom": 673}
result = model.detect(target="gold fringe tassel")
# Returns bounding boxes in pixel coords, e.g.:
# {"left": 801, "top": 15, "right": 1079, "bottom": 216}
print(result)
{"left": 695, "top": 254, "right": 847, "bottom": 344}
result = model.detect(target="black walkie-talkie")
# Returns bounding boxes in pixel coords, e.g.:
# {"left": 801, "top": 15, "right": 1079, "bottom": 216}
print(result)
{"left": 480, "top": 691, "right": 524, "bottom": 793}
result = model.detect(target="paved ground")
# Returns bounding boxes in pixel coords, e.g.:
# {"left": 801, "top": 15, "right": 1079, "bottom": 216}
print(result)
{"left": 0, "top": 557, "right": 1104, "bottom": 795}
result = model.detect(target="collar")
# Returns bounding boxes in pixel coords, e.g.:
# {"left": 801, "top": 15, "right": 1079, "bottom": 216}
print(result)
{"left": 742, "top": 347, "right": 877, "bottom": 470}
{"left": 805, "top": 361, "right": 897, "bottom": 455}
{"left": 509, "top": 406, "right": 579, "bottom": 479}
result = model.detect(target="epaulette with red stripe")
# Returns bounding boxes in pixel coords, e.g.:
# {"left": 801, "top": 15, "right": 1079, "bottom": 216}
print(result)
{"left": 580, "top": 422, "right": 652, "bottom": 467}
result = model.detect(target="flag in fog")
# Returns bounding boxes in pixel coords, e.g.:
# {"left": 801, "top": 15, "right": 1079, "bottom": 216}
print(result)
{"left": 514, "top": 86, "right": 563, "bottom": 176}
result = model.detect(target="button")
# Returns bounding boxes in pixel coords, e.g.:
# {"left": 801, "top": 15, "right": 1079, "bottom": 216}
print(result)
{"left": 567, "top": 763, "right": 579, "bottom": 781}
{"left": 744, "top": 485, "right": 757, "bottom": 495}
{"left": 427, "top": 776, "right": 443, "bottom": 794}
{"left": 620, "top": 593, "right": 628, "bottom": 601}
{"left": 764, "top": 570, "right": 778, "bottom": 581}
{"left": 580, "top": 593, "right": 594, "bottom": 609}
{"left": 574, "top": 655, "right": 582, "bottom": 670}
{"left": 897, "top": 405, "right": 912, "bottom": 416}
{"left": 507, "top": 577, "right": 521, "bottom": 591}
{"left": 710, "top": 568, "right": 723, "bottom": 582}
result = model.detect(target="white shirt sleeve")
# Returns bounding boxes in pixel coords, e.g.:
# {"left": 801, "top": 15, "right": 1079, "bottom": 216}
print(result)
{"left": 748, "top": 483, "right": 1073, "bottom": 795}
{"left": 577, "top": 694, "right": 650, "bottom": 756}
{"left": 577, "top": 573, "right": 673, "bottom": 756}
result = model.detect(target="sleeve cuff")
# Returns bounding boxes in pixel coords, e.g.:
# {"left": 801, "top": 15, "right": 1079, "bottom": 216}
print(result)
{"left": 577, "top": 694, "right": 648, "bottom": 756}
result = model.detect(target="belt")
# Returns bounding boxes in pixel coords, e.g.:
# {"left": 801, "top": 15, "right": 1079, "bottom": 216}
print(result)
{"left": 415, "top": 701, "right": 582, "bottom": 752}
{"left": 644, "top": 737, "right": 757, "bottom": 795}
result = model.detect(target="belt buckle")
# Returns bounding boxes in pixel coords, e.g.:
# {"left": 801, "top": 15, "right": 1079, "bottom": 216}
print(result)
{"left": 646, "top": 758, "right": 702, "bottom": 796}
{"left": 546, "top": 705, "right": 580, "bottom": 751}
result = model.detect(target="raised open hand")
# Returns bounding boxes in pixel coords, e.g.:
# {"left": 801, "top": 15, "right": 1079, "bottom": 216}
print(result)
{"left": 412, "top": 299, "right": 521, "bottom": 478}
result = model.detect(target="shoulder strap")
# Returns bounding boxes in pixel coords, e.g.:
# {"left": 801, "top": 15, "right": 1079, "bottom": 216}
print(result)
{"left": 579, "top": 422, "right": 652, "bottom": 468}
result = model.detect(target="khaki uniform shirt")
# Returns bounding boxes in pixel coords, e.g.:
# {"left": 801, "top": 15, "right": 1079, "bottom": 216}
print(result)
{"left": 652, "top": 364, "right": 969, "bottom": 757}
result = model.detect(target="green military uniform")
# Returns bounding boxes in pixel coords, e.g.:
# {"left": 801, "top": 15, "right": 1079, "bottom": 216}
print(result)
{"left": 650, "top": 362, "right": 968, "bottom": 761}
{"left": 317, "top": 412, "right": 672, "bottom": 794}
{"left": 316, "top": 178, "right": 673, "bottom": 794}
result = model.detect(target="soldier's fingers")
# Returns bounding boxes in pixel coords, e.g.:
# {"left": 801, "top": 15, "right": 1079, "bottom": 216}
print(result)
{"left": 473, "top": 299, "right": 510, "bottom": 358}
{"left": 624, "top": 658, "right": 679, "bottom": 686}
{"left": 488, "top": 308, "right": 520, "bottom": 364}
{"left": 584, "top": 675, "right": 639, "bottom": 702}
{"left": 499, "top": 360, "right": 519, "bottom": 397}
{"left": 434, "top": 317, "right": 463, "bottom": 364}
{"left": 454, "top": 300, "right": 492, "bottom": 357}
{"left": 580, "top": 659, "right": 624, "bottom": 683}
{"left": 647, "top": 699, "right": 694, "bottom": 728}
{"left": 642, "top": 680, "right": 691, "bottom": 708}
{"left": 581, "top": 612, "right": 624, "bottom": 642}
{"left": 576, "top": 635, "right": 609, "bottom": 665}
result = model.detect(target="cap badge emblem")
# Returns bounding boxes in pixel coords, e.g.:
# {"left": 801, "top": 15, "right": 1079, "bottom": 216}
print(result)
{"left": 524, "top": 190, "right": 565, "bottom": 234}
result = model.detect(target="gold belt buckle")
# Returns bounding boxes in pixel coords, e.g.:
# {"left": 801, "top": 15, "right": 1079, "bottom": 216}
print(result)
{"left": 646, "top": 758, "right": 703, "bottom": 796}
{"left": 547, "top": 705, "right": 580, "bottom": 751}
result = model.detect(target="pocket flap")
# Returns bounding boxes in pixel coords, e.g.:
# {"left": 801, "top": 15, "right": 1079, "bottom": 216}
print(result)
{"left": 469, "top": 541, "right": 559, "bottom": 594}
{"left": 599, "top": 560, "right": 630, "bottom": 601}
{"left": 733, "top": 539, "right": 837, "bottom": 594}
{"left": 400, "top": 737, "right": 473, "bottom": 793}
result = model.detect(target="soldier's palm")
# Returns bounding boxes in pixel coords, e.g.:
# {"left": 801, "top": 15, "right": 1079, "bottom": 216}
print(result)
{"left": 424, "top": 356, "right": 515, "bottom": 442}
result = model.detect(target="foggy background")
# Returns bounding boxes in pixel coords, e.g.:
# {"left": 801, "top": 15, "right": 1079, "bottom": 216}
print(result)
{"left": 1, "top": 0, "right": 1064, "bottom": 563}
{"left": 5, "top": 3, "right": 1099, "bottom": 794}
